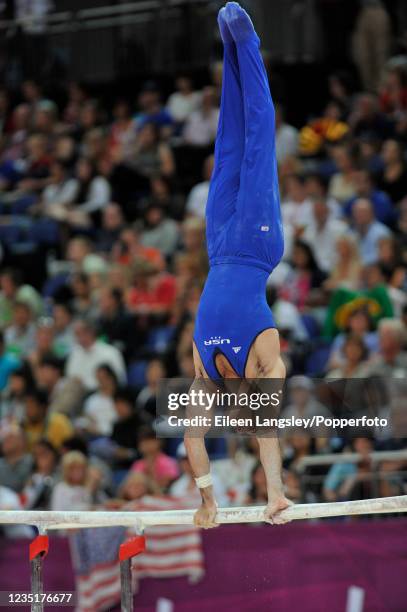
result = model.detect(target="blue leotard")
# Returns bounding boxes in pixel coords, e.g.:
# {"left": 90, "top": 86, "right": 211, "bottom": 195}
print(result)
{"left": 193, "top": 4, "right": 284, "bottom": 379}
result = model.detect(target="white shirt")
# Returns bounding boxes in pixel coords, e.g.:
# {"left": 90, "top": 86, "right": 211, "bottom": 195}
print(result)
{"left": 66, "top": 340, "right": 126, "bottom": 390}
{"left": 77, "top": 177, "right": 112, "bottom": 213}
{"left": 50, "top": 482, "right": 91, "bottom": 511}
{"left": 83, "top": 392, "right": 117, "bottom": 435}
{"left": 170, "top": 473, "right": 228, "bottom": 507}
{"left": 183, "top": 109, "right": 220, "bottom": 146}
{"left": 141, "top": 219, "right": 180, "bottom": 256}
{"left": 281, "top": 197, "right": 314, "bottom": 231}
{"left": 354, "top": 221, "right": 391, "bottom": 265}
{"left": 186, "top": 181, "right": 210, "bottom": 218}
{"left": 303, "top": 218, "right": 348, "bottom": 272}
{"left": 43, "top": 179, "right": 79, "bottom": 207}
{"left": 272, "top": 299, "right": 308, "bottom": 341}
{"left": 167, "top": 91, "right": 201, "bottom": 123}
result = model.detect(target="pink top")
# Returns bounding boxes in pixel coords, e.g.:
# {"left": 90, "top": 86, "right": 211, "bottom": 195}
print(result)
{"left": 131, "top": 453, "right": 179, "bottom": 481}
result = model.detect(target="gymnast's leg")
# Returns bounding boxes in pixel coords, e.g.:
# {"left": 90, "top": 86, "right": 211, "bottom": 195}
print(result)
{"left": 225, "top": 2, "right": 291, "bottom": 524}
{"left": 205, "top": 7, "right": 245, "bottom": 255}
{"left": 225, "top": 4, "right": 284, "bottom": 378}
{"left": 229, "top": 2, "right": 282, "bottom": 251}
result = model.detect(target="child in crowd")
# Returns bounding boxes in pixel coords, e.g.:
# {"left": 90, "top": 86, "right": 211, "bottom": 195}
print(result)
{"left": 50, "top": 450, "right": 94, "bottom": 510}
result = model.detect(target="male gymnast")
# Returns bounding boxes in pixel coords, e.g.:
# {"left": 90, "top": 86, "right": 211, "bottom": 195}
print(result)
{"left": 185, "top": 3, "right": 291, "bottom": 528}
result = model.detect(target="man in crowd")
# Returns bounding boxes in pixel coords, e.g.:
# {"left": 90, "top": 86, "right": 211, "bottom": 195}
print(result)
{"left": 0, "top": 425, "right": 32, "bottom": 492}
{"left": 363, "top": 318, "right": 407, "bottom": 377}
{"left": 351, "top": 198, "right": 391, "bottom": 264}
{"left": 65, "top": 319, "right": 126, "bottom": 390}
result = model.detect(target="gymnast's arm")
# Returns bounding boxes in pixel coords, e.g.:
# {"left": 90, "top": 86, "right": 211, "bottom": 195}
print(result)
{"left": 183, "top": 345, "right": 219, "bottom": 529}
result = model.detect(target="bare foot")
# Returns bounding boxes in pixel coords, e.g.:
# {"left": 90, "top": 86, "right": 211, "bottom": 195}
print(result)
{"left": 264, "top": 495, "right": 293, "bottom": 525}
{"left": 193, "top": 501, "right": 219, "bottom": 529}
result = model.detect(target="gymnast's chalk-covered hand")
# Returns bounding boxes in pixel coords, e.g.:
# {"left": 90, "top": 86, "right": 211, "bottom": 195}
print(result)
{"left": 264, "top": 496, "right": 294, "bottom": 525}
{"left": 193, "top": 500, "right": 220, "bottom": 529}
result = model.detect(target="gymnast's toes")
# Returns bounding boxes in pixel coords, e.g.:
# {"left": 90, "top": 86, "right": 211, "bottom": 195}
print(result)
{"left": 225, "top": 2, "right": 246, "bottom": 23}
{"left": 224, "top": 2, "right": 258, "bottom": 43}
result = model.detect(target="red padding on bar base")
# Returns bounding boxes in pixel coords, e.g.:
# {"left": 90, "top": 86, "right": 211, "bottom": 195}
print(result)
{"left": 119, "top": 536, "right": 146, "bottom": 561}
{"left": 29, "top": 535, "right": 49, "bottom": 561}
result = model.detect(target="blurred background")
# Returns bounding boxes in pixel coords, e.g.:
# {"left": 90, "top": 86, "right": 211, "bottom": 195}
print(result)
{"left": 0, "top": 1, "right": 407, "bottom": 123}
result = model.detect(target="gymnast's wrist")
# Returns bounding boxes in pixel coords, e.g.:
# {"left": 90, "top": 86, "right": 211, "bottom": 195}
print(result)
{"left": 200, "top": 489, "right": 217, "bottom": 507}
{"left": 195, "top": 473, "right": 213, "bottom": 489}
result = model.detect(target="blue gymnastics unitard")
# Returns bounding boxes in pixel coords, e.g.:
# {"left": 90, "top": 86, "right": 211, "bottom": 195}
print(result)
{"left": 193, "top": 3, "right": 284, "bottom": 379}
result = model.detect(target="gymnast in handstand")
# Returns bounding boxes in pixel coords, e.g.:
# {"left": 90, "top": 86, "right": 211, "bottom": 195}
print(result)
{"left": 185, "top": 3, "right": 291, "bottom": 528}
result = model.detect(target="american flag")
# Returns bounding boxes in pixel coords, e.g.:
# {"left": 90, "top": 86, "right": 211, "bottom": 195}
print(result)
{"left": 70, "top": 496, "right": 204, "bottom": 612}
{"left": 129, "top": 496, "right": 204, "bottom": 583}
{"left": 70, "top": 526, "right": 126, "bottom": 612}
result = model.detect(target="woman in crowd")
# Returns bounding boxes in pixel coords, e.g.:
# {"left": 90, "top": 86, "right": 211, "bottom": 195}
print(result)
{"left": 108, "top": 99, "right": 137, "bottom": 164}
{"left": 379, "top": 66, "right": 407, "bottom": 117}
{"left": 328, "top": 306, "right": 378, "bottom": 370}
{"left": 136, "top": 359, "right": 167, "bottom": 419}
{"left": 138, "top": 175, "right": 185, "bottom": 221}
{"left": 45, "top": 157, "right": 111, "bottom": 227}
{"left": 23, "top": 439, "right": 59, "bottom": 510}
{"left": 327, "top": 334, "right": 370, "bottom": 378}
{"left": 70, "top": 272, "right": 97, "bottom": 319}
{"left": 328, "top": 144, "right": 358, "bottom": 204}
{"left": 71, "top": 157, "right": 112, "bottom": 217}
{"left": 377, "top": 235, "right": 403, "bottom": 274}
{"left": 280, "top": 240, "right": 326, "bottom": 311}
{"left": 324, "top": 234, "right": 363, "bottom": 291}
{"left": 378, "top": 139, "right": 407, "bottom": 207}
{"left": 40, "top": 160, "right": 79, "bottom": 216}
{"left": 140, "top": 204, "right": 180, "bottom": 258}
{"left": 27, "top": 318, "right": 56, "bottom": 375}
{"left": 1, "top": 365, "right": 34, "bottom": 422}
{"left": 131, "top": 427, "right": 179, "bottom": 493}
{"left": 81, "top": 364, "right": 119, "bottom": 437}
{"left": 50, "top": 450, "right": 105, "bottom": 511}
{"left": 130, "top": 122, "right": 175, "bottom": 179}
{"left": 166, "top": 76, "right": 201, "bottom": 130}
{"left": 126, "top": 260, "right": 177, "bottom": 318}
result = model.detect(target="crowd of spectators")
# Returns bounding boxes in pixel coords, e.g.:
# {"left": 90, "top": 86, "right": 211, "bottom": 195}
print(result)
{"left": 0, "top": 32, "right": 406, "bottom": 530}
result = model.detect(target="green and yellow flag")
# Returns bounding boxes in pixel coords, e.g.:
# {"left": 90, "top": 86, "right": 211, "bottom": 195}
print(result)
{"left": 323, "top": 285, "right": 394, "bottom": 338}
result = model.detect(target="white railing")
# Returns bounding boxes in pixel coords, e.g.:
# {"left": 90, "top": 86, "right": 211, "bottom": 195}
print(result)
{"left": 296, "top": 449, "right": 407, "bottom": 473}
